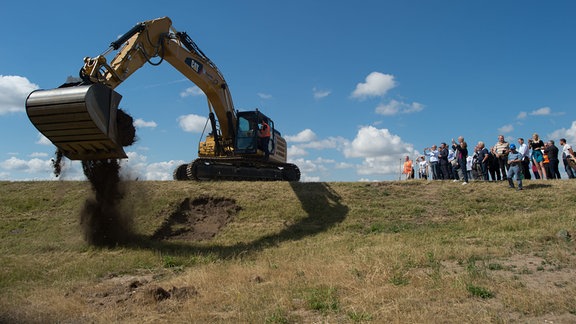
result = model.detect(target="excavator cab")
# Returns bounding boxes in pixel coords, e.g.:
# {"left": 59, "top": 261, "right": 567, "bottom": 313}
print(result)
{"left": 234, "top": 111, "right": 275, "bottom": 157}
{"left": 26, "top": 83, "right": 127, "bottom": 160}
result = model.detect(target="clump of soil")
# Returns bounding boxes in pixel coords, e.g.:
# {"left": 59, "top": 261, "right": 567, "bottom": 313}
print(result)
{"left": 74, "top": 273, "right": 198, "bottom": 308}
{"left": 152, "top": 196, "right": 241, "bottom": 241}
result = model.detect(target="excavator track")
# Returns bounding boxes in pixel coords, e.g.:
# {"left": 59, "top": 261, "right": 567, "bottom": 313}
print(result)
{"left": 173, "top": 158, "right": 300, "bottom": 181}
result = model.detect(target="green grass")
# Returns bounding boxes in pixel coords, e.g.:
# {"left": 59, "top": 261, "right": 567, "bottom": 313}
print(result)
{"left": 1, "top": 180, "right": 576, "bottom": 323}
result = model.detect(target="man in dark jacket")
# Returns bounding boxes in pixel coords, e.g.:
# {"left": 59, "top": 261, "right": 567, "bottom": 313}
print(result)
{"left": 545, "top": 140, "right": 560, "bottom": 179}
{"left": 451, "top": 136, "right": 469, "bottom": 184}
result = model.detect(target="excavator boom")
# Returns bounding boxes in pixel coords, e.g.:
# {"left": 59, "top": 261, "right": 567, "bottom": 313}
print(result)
{"left": 25, "top": 17, "right": 300, "bottom": 181}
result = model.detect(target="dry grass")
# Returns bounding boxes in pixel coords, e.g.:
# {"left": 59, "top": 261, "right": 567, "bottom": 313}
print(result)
{"left": 1, "top": 179, "right": 575, "bottom": 323}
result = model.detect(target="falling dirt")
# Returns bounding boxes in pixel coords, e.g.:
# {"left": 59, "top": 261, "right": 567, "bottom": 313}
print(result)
{"left": 77, "top": 109, "right": 137, "bottom": 247}
{"left": 152, "top": 196, "right": 241, "bottom": 241}
{"left": 80, "top": 159, "right": 134, "bottom": 247}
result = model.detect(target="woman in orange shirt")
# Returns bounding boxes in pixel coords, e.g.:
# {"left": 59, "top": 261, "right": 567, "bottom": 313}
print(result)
{"left": 403, "top": 156, "right": 413, "bottom": 180}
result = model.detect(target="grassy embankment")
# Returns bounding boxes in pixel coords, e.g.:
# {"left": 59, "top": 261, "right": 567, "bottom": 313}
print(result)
{"left": 1, "top": 180, "right": 575, "bottom": 323}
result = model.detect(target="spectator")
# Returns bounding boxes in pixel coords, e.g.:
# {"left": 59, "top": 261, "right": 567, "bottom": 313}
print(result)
{"left": 517, "top": 138, "right": 531, "bottom": 180}
{"left": 402, "top": 156, "right": 413, "bottom": 180}
{"left": 560, "top": 138, "right": 575, "bottom": 179}
{"left": 476, "top": 141, "right": 490, "bottom": 181}
{"left": 494, "top": 135, "right": 510, "bottom": 180}
{"left": 506, "top": 144, "right": 523, "bottom": 190}
{"left": 532, "top": 162, "right": 541, "bottom": 179}
{"left": 545, "top": 140, "right": 560, "bottom": 179}
{"left": 423, "top": 145, "right": 440, "bottom": 180}
{"left": 542, "top": 146, "right": 551, "bottom": 179}
{"left": 451, "top": 136, "right": 469, "bottom": 185}
{"left": 489, "top": 146, "right": 501, "bottom": 181}
{"left": 438, "top": 143, "right": 451, "bottom": 180}
{"left": 417, "top": 156, "right": 428, "bottom": 180}
{"left": 529, "top": 133, "right": 547, "bottom": 179}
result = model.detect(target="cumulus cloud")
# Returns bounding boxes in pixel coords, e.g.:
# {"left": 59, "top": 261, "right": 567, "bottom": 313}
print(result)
{"left": 375, "top": 100, "right": 424, "bottom": 116}
{"left": 517, "top": 111, "right": 528, "bottom": 119}
{"left": 548, "top": 120, "right": 576, "bottom": 145}
{"left": 530, "top": 106, "right": 551, "bottom": 116}
{"left": 0, "top": 75, "right": 39, "bottom": 115}
{"left": 121, "top": 152, "right": 186, "bottom": 180}
{"left": 0, "top": 156, "right": 52, "bottom": 174}
{"left": 351, "top": 72, "right": 396, "bottom": 100}
{"left": 133, "top": 118, "right": 158, "bottom": 128}
{"left": 288, "top": 145, "right": 308, "bottom": 157}
{"left": 344, "top": 126, "right": 413, "bottom": 158}
{"left": 285, "top": 129, "right": 317, "bottom": 143}
{"left": 341, "top": 126, "right": 417, "bottom": 176}
{"left": 498, "top": 124, "right": 514, "bottom": 134}
{"left": 312, "top": 87, "right": 331, "bottom": 99}
{"left": 36, "top": 133, "right": 52, "bottom": 145}
{"left": 177, "top": 114, "right": 208, "bottom": 133}
{"left": 180, "top": 86, "right": 205, "bottom": 98}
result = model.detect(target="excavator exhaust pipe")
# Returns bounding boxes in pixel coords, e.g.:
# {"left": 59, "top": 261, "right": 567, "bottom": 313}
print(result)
{"left": 26, "top": 84, "right": 127, "bottom": 160}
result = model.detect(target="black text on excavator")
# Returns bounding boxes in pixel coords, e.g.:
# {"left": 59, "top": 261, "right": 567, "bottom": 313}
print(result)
{"left": 25, "top": 17, "right": 300, "bottom": 181}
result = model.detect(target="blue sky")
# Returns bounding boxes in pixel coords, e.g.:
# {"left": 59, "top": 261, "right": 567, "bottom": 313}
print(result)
{"left": 1, "top": 1, "right": 576, "bottom": 181}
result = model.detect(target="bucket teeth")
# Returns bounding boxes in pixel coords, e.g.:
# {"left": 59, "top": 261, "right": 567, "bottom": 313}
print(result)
{"left": 26, "top": 84, "right": 127, "bottom": 160}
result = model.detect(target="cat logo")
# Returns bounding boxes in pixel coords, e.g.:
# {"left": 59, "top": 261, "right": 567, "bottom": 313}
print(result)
{"left": 185, "top": 58, "right": 203, "bottom": 73}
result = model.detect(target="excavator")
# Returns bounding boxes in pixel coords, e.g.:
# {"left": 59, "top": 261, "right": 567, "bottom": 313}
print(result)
{"left": 25, "top": 17, "right": 300, "bottom": 181}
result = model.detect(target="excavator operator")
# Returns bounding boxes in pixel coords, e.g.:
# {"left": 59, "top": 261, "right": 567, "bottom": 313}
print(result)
{"left": 258, "top": 120, "right": 271, "bottom": 160}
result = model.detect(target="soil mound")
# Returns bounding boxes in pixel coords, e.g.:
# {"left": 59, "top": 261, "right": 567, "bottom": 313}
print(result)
{"left": 152, "top": 196, "right": 241, "bottom": 241}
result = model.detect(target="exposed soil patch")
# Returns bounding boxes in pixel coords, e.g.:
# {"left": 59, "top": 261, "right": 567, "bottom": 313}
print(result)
{"left": 152, "top": 196, "right": 241, "bottom": 241}
{"left": 73, "top": 273, "right": 197, "bottom": 309}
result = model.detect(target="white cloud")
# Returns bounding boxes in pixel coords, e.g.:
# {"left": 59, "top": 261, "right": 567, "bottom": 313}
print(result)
{"left": 517, "top": 111, "right": 527, "bottom": 119}
{"left": 549, "top": 120, "right": 576, "bottom": 145}
{"left": 180, "top": 86, "right": 205, "bottom": 98}
{"left": 498, "top": 124, "right": 514, "bottom": 134}
{"left": 375, "top": 100, "right": 424, "bottom": 116}
{"left": 177, "top": 114, "right": 209, "bottom": 133}
{"left": 133, "top": 118, "right": 158, "bottom": 128}
{"left": 30, "top": 152, "right": 48, "bottom": 158}
{"left": 258, "top": 93, "right": 272, "bottom": 99}
{"left": 0, "top": 75, "right": 39, "bottom": 115}
{"left": 36, "top": 133, "right": 52, "bottom": 145}
{"left": 312, "top": 87, "right": 331, "bottom": 99}
{"left": 530, "top": 106, "right": 551, "bottom": 116}
{"left": 285, "top": 129, "right": 317, "bottom": 142}
{"left": 341, "top": 126, "right": 417, "bottom": 177}
{"left": 344, "top": 126, "right": 413, "bottom": 158}
{"left": 121, "top": 152, "right": 186, "bottom": 180}
{"left": 351, "top": 72, "right": 396, "bottom": 100}
{"left": 0, "top": 156, "right": 52, "bottom": 174}
{"left": 288, "top": 145, "right": 308, "bottom": 157}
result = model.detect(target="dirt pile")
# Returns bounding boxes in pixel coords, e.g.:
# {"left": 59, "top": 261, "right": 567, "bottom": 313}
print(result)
{"left": 152, "top": 196, "right": 241, "bottom": 241}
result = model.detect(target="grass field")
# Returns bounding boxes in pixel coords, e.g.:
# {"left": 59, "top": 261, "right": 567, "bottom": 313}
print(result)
{"left": 1, "top": 179, "right": 575, "bottom": 323}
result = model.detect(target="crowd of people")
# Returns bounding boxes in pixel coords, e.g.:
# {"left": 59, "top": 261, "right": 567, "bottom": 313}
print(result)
{"left": 402, "top": 133, "right": 576, "bottom": 189}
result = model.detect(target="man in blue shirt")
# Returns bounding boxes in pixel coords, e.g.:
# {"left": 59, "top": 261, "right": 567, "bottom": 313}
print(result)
{"left": 507, "top": 143, "right": 523, "bottom": 190}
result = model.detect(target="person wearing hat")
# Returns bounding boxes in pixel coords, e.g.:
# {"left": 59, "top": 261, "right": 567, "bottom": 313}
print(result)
{"left": 506, "top": 143, "right": 523, "bottom": 190}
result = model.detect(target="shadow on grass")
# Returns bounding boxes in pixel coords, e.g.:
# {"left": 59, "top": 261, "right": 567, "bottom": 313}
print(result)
{"left": 128, "top": 182, "right": 349, "bottom": 259}
{"left": 523, "top": 183, "right": 553, "bottom": 189}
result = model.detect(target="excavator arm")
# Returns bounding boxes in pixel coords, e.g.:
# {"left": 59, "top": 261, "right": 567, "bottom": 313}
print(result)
{"left": 26, "top": 17, "right": 236, "bottom": 160}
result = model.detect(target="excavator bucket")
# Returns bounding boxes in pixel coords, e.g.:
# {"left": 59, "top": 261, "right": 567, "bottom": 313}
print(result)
{"left": 26, "top": 84, "right": 127, "bottom": 160}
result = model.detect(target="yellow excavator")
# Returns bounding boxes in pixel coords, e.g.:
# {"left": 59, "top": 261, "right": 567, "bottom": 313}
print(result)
{"left": 25, "top": 17, "right": 300, "bottom": 181}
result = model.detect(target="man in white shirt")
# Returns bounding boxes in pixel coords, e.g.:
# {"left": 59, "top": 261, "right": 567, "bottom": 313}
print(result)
{"left": 517, "top": 138, "right": 531, "bottom": 180}
{"left": 560, "top": 138, "right": 575, "bottom": 178}
{"left": 423, "top": 145, "right": 440, "bottom": 180}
